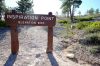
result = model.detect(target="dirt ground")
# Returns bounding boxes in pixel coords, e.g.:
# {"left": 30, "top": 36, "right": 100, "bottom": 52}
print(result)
{"left": 0, "top": 26, "right": 91, "bottom": 66}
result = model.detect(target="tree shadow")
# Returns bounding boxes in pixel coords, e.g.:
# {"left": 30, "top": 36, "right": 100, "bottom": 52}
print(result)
{"left": 0, "top": 28, "right": 10, "bottom": 40}
{"left": 47, "top": 53, "right": 59, "bottom": 66}
{"left": 4, "top": 54, "right": 17, "bottom": 66}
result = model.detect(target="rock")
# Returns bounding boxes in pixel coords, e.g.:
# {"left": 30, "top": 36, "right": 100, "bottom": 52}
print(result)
{"left": 66, "top": 53, "right": 75, "bottom": 59}
{"left": 36, "top": 54, "right": 41, "bottom": 58}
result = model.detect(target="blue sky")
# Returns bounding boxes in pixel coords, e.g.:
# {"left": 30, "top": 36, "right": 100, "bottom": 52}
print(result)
{"left": 76, "top": 0, "right": 100, "bottom": 15}
{"left": 5, "top": 0, "right": 100, "bottom": 15}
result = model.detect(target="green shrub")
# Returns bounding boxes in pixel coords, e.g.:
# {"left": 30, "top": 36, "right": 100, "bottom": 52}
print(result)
{"left": 75, "top": 16, "right": 94, "bottom": 22}
{"left": 58, "top": 20, "right": 68, "bottom": 24}
{"left": 88, "top": 35, "right": 99, "bottom": 43}
{"left": 76, "top": 22, "right": 100, "bottom": 33}
{"left": 86, "top": 22, "right": 100, "bottom": 33}
{"left": 0, "top": 20, "right": 8, "bottom": 27}
{"left": 90, "top": 46, "right": 100, "bottom": 54}
{"left": 85, "top": 34, "right": 100, "bottom": 44}
{"left": 76, "top": 22, "right": 92, "bottom": 29}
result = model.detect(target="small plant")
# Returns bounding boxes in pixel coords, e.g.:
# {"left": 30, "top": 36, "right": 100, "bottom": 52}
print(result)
{"left": 58, "top": 20, "right": 68, "bottom": 24}
{"left": 0, "top": 20, "right": 8, "bottom": 27}
{"left": 90, "top": 46, "right": 100, "bottom": 54}
{"left": 89, "top": 35, "right": 98, "bottom": 43}
{"left": 85, "top": 34, "right": 100, "bottom": 45}
{"left": 76, "top": 22, "right": 91, "bottom": 29}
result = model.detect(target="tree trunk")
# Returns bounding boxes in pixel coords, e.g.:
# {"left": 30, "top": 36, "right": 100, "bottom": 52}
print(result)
{"left": 0, "top": 13, "right": 2, "bottom": 20}
{"left": 67, "top": 12, "right": 70, "bottom": 18}
{"left": 69, "top": 7, "right": 72, "bottom": 23}
{"left": 71, "top": 5, "right": 75, "bottom": 23}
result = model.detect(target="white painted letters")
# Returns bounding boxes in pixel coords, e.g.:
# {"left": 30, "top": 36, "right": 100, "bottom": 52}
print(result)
{"left": 41, "top": 16, "right": 54, "bottom": 20}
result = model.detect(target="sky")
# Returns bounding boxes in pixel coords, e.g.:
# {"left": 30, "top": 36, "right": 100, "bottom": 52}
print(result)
{"left": 76, "top": 0, "right": 100, "bottom": 15}
{"left": 5, "top": 0, "right": 100, "bottom": 15}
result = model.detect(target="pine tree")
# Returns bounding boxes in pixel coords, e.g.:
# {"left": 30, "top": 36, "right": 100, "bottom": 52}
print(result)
{"left": 60, "top": 0, "right": 82, "bottom": 23}
{"left": 17, "top": 0, "right": 33, "bottom": 13}
{"left": 88, "top": 8, "right": 94, "bottom": 15}
{"left": 0, "top": 0, "right": 6, "bottom": 19}
{"left": 95, "top": 9, "right": 99, "bottom": 14}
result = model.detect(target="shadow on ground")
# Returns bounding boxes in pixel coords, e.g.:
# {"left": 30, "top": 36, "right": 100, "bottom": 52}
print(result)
{"left": 79, "top": 39, "right": 100, "bottom": 46}
{"left": 47, "top": 53, "right": 59, "bottom": 66}
{"left": 4, "top": 54, "right": 17, "bottom": 66}
{"left": 0, "top": 28, "right": 10, "bottom": 40}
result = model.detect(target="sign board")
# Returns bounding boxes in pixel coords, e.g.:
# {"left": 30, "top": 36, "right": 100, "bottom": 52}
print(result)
{"left": 5, "top": 11, "right": 56, "bottom": 54}
{"left": 5, "top": 13, "right": 56, "bottom": 26}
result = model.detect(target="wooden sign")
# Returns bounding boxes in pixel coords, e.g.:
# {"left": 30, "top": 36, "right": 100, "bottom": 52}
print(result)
{"left": 5, "top": 11, "right": 56, "bottom": 54}
{"left": 5, "top": 12, "right": 56, "bottom": 26}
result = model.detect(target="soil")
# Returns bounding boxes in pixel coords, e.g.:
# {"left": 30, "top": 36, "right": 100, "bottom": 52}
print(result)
{"left": 0, "top": 26, "right": 91, "bottom": 66}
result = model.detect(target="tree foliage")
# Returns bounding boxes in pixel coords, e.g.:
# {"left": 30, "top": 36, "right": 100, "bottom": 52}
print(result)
{"left": 17, "top": 0, "right": 33, "bottom": 13}
{"left": 86, "top": 8, "right": 100, "bottom": 15}
{"left": 0, "top": 0, "right": 5, "bottom": 12}
{"left": 95, "top": 8, "right": 99, "bottom": 14}
{"left": 60, "top": 0, "right": 82, "bottom": 23}
{"left": 0, "top": 0, "right": 6, "bottom": 19}
{"left": 88, "top": 8, "right": 94, "bottom": 15}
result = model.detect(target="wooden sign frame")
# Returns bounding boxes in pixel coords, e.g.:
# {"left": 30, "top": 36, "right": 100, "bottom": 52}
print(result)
{"left": 5, "top": 10, "right": 56, "bottom": 54}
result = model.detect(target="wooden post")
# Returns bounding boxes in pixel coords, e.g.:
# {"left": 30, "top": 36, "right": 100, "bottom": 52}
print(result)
{"left": 11, "top": 26, "right": 19, "bottom": 54}
{"left": 46, "top": 12, "right": 54, "bottom": 53}
{"left": 5, "top": 11, "right": 56, "bottom": 54}
{"left": 46, "top": 26, "right": 53, "bottom": 53}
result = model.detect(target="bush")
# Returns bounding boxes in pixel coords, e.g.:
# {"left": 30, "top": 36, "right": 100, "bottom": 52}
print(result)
{"left": 76, "top": 22, "right": 100, "bottom": 33}
{"left": 76, "top": 22, "right": 92, "bottom": 29}
{"left": 0, "top": 20, "right": 8, "bottom": 27}
{"left": 90, "top": 46, "right": 100, "bottom": 54}
{"left": 75, "top": 16, "right": 94, "bottom": 22}
{"left": 58, "top": 20, "right": 68, "bottom": 24}
{"left": 85, "top": 34, "right": 100, "bottom": 44}
{"left": 88, "top": 35, "right": 99, "bottom": 43}
{"left": 86, "top": 22, "right": 100, "bottom": 33}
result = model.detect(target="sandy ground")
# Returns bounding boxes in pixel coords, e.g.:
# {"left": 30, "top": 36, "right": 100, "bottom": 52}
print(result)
{"left": 0, "top": 26, "right": 91, "bottom": 66}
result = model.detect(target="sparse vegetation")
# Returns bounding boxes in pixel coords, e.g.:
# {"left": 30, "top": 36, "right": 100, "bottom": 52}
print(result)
{"left": 76, "top": 22, "right": 100, "bottom": 33}
{"left": 89, "top": 46, "right": 100, "bottom": 54}
{"left": 58, "top": 20, "right": 68, "bottom": 24}
{"left": 76, "top": 22, "right": 91, "bottom": 29}
{"left": 75, "top": 16, "right": 94, "bottom": 22}
{"left": 57, "top": 14, "right": 100, "bottom": 65}
{"left": 85, "top": 34, "right": 100, "bottom": 44}
{"left": 85, "top": 22, "right": 100, "bottom": 33}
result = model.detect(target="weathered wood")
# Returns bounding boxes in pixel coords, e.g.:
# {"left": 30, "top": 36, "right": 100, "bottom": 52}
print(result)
{"left": 5, "top": 12, "right": 56, "bottom": 26}
{"left": 11, "top": 26, "right": 19, "bottom": 54}
{"left": 46, "top": 26, "right": 53, "bottom": 53}
{"left": 5, "top": 10, "right": 56, "bottom": 54}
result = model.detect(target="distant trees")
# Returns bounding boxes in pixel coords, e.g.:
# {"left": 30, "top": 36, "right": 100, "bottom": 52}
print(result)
{"left": 88, "top": 8, "right": 94, "bottom": 15}
{"left": 86, "top": 8, "right": 100, "bottom": 15}
{"left": 95, "top": 9, "right": 99, "bottom": 14}
{"left": 16, "top": 0, "right": 33, "bottom": 13}
{"left": 60, "top": 0, "right": 82, "bottom": 23}
{"left": 78, "top": 11, "right": 81, "bottom": 16}
{"left": 0, "top": 0, "right": 6, "bottom": 19}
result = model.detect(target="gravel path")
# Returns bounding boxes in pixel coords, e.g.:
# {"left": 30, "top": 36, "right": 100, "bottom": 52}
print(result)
{"left": 0, "top": 26, "right": 91, "bottom": 66}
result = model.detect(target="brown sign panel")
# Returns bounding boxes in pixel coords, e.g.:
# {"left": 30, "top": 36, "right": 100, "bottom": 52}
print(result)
{"left": 4, "top": 11, "right": 56, "bottom": 54}
{"left": 5, "top": 13, "right": 56, "bottom": 26}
